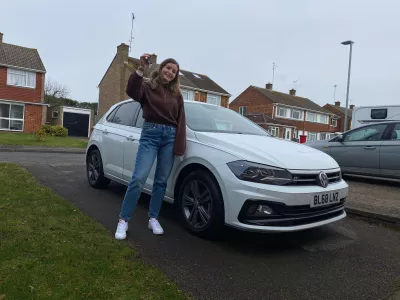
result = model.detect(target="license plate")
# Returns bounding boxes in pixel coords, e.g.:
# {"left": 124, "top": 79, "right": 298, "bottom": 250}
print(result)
{"left": 311, "top": 192, "right": 340, "bottom": 207}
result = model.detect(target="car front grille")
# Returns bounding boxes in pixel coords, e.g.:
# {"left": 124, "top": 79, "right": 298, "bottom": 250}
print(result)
{"left": 289, "top": 171, "right": 341, "bottom": 186}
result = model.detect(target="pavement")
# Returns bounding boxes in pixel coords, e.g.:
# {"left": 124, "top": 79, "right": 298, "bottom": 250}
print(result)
{"left": 1, "top": 151, "right": 400, "bottom": 300}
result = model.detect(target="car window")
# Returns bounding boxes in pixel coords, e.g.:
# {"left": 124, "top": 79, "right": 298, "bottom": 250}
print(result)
{"left": 391, "top": 123, "right": 400, "bottom": 140}
{"left": 106, "top": 107, "right": 119, "bottom": 122}
{"left": 184, "top": 102, "right": 270, "bottom": 136}
{"left": 109, "top": 102, "right": 140, "bottom": 126}
{"left": 343, "top": 124, "right": 387, "bottom": 142}
{"left": 135, "top": 109, "right": 145, "bottom": 128}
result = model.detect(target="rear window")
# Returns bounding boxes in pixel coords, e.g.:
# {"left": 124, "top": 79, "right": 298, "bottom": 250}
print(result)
{"left": 371, "top": 109, "right": 387, "bottom": 119}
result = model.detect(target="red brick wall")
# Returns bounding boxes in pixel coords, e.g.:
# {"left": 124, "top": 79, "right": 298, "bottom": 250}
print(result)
{"left": 24, "top": 104, "right": 44, "bottom": 132}
{"left": 323, "top": 104, "right": 351, "bottom": 132}
{"left": 0, "top": 67, "right": 43, "bottom": 103}
{"left": 230, "top": 87, "right": 274, "bottom": 116}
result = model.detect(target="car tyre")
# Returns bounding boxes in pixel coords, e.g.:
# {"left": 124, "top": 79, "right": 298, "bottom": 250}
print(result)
{"left": 86, "top": 149, "right": 110, "bottom": 189}
{"left": 177, "top": 170, "right": 224, "bottom": 239}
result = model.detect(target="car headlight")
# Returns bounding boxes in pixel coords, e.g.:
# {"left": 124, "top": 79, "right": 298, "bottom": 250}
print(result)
{"left": 227, "top": 161, "right": 293, "bottom": 185}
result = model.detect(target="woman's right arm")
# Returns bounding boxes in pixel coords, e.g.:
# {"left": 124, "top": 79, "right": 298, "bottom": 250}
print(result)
{"left": 126, "top": 54, "right": 152, "bottom": 103}
{"left": 126, "top": 70, "right": 146, "bottom": 104}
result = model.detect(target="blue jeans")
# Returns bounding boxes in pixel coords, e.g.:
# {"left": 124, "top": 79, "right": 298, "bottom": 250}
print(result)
{"left": 119, "top": 122, "right": 176, "bottom": 221}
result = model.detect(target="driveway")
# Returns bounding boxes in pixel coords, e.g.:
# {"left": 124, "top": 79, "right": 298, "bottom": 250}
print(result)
{"left": 1, "top": 152, "right": 400, "bottom": 300}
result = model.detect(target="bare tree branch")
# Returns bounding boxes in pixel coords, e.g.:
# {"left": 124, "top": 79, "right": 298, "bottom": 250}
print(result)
{"left": 44, "top": 78, "right": 70, "bottom": 103}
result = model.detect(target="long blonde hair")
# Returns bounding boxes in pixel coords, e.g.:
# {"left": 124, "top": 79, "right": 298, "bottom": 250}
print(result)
{"left": 148, "top": 58, "right": 181, "bottom": 97}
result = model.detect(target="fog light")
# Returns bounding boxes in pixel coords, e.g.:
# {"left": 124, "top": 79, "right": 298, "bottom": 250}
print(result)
{"left": 248, "top": 204, "right": 273, "bottom": 216}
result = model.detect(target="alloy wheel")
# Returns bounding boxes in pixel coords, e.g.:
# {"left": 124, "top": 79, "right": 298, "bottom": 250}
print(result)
{"left": 182, "top": 180, "right": 213, "bottom": 229}
{"left": 88, "top": 152, "right": 100, "bottom": 184}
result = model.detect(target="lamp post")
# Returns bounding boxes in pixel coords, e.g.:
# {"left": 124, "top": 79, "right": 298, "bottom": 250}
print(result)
{"left": 341, "top": 40, "right": 354, "bottom": 132}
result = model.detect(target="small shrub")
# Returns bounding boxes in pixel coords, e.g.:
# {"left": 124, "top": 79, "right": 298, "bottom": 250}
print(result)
{"left": 39, "top": 125, "right": 68, "bottom": 137}
{"left": 35, "top": 128, "right": 47, "bottom": 142}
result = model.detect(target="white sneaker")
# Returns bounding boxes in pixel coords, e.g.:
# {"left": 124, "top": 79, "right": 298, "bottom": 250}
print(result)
{"left": 115, "top": 220, "right": 128, "bottom": 240}
{"left": 148, "top": 218, "right": 164, "bottom": 235}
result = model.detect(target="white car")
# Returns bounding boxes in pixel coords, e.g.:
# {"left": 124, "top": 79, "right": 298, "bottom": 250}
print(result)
{"left": 86, "top": 100, "right": 349, "bottom": 237}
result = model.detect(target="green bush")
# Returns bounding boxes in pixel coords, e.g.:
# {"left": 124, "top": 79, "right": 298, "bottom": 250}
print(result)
{"left": 40, "top": 125, "right": 68, "bottom": 137}
{"left": 34, "top": 128, "right": 47, "bottom": 142}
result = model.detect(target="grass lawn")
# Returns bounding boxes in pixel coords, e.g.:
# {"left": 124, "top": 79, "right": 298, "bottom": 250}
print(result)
{"left": 0, "top": 164, "right": 188, "bottom": 300}
{"left": 0, "top": 133, "right": 88, "bottom": 148}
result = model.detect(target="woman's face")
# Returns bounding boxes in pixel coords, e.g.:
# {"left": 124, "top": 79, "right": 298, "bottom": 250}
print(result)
{"left": 161, "top": 63, "right": 178, "bottom": 83}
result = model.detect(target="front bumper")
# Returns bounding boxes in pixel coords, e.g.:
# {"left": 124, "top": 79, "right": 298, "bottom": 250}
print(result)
{"left": 217, "top": 165, "right": 349, "bottom": 232}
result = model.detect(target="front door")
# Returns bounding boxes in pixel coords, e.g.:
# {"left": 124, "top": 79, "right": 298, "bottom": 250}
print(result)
{"left": 328, "top": 123, "right": 389, "bottom": 175}
{"left": 284, "top": 128, "right": 292, "bottom": 140}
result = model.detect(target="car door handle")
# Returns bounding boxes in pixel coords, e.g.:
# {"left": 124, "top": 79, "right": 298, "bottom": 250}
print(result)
{"left": 103, "top": 129, "right": 108, "bottom": 135}
{"left": 364, "top": 146, "right": 376, "bottom": 150}
{"left": 126, "top": 136, "right": 135, "bottom": 141}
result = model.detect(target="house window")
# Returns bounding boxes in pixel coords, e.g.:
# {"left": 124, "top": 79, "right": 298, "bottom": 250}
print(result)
{"left": 331, "top": 118, "right": 338, "bottom": 127}
{"left": 268, "top": 126, "right": 279, "bottom": 136}
{"left": 291, "top": 109, "right": 303, "bottom": 120}
{"left": 239, "top": 106, "right": 247, "bottom": 115}
{"left": 277, "top": 107, "right": 288, "bottom": 118}
{"left": 52, "top": 110, "right": 59, "bottom": 119}
{"left": 207, "top": 94, "right": 221, "bottom": 106}
{"left": 320, "top": 133, "right": 327, "bottom": 140}
{"left": 307, "top": 132, "right": 317, "bottom": 141}
{"left": 306, "top": 112, "right": 316, "bottom": 122}
{"left": 293, "top": 129, "right": 298, "bottom": 139}
{"left": 7, "top": 68, "right": 36, "bottom": 88}
{"left": 192, "top": 73, "right": 202, "bottom": 79}
{"left": 181, "top": 89, "right": 194, "bottom": 101}
{"left": 0, "top": 102, "right": 24, "bottom": 131}
{"left": 319, "top": 114, "right": 329, "bottom": 124}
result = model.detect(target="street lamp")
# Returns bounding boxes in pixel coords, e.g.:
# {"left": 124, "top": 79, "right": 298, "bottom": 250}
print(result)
{"left": 341, "top": 40, "right": 354, "bottom": 132}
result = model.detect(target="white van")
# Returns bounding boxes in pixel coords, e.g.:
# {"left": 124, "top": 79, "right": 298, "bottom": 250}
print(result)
{"left": 351, "top": 105, "right": 400, "bottom": 129}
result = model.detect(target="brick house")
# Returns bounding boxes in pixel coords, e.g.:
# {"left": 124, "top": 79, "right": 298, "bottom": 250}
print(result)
{"left": 323, "top": 101, "right": 354, "bottom": 132}
{"left": 98, "top": 43, "right": 231, "bottom": 117}
{"left": 246, "top": 112, "right": 297, "bottom": 140}
{"left": 230, "top": 83, "right": 340, "bottom": 141}
{"left": 0, "top": 32, "right": 47, "bottom": 133}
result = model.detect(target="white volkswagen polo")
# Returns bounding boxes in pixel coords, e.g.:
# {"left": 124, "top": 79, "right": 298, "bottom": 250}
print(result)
{"left": 86, "top": 100, "right": 348, "bottom": 237}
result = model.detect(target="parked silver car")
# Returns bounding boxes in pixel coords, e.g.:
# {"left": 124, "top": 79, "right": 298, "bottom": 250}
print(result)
{"left": 305, "top": 121, "right": 400, "bottom": 179}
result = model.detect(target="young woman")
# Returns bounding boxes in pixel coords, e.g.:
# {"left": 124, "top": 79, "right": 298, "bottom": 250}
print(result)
{"left": 115, "top": 54, "right": 186, "bottom": 239}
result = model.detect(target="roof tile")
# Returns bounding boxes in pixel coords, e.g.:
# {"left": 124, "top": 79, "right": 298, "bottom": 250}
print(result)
{"left": 0, "top": 43, "right": 45, "bottom": 72}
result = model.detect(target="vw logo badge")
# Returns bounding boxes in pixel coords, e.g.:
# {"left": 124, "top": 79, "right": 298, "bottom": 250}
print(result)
{"left": 317, "top": 171, "right": 329, "bottom": 188}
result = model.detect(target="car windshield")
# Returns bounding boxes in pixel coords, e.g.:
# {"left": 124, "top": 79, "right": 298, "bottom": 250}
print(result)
{"left": 184, "top": 102, "right": 270, "bottom": 136}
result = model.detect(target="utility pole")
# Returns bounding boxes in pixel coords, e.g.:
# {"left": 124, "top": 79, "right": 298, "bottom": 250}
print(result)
{"left": 341, "top": 40, "right": 354, "bottom": 132}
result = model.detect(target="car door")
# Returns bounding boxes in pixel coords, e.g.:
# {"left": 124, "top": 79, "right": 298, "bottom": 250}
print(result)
{"left": 379, "top": 123, "right": 400, "bottom": 178}
{"left": 328, "top": 123, "right": 389, "bottom": 175}
{"left": 122, "top": 107, "right": 143, "bottom": 183}
{"left": 102, "top": 101, "right": 140, "bottom": 181}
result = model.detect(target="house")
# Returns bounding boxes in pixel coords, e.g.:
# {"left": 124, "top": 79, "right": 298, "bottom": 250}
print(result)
{"left": 230, "top": 83, "right": 340, "bottom": 141}
{"left": 0, "top": 32, "right": 47, "bottom": 133}
{"left": 245, "top": 112, "right": 297, "bottom": 140}
{"left": 98, "top": 43, "right": 231, "bottom": 117}
{"left": 47, "top": 105, "right": 94, "bottom": 137}
{"left": 323, "top": 101, "right": 354, "bottom": 132}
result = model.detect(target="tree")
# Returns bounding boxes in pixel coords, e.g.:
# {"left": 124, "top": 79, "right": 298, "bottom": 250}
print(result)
{"left": 44, "top": 78, "right": 70, "bottom": 104}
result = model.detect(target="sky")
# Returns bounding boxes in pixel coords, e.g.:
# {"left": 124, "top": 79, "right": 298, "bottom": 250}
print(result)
{"left": 1, "top": 0, "right": 399, "bottom": 108}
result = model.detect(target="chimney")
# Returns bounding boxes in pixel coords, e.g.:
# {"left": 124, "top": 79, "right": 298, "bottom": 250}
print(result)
{"left": 289, "top": 89, "right": 296, "bottom": 96}
{"left": 350, "top": 104, "right": 355, "bottom": 110}
{"left": 0, "top": 32, "right": 3, "bottom": 43}
{"left": 335, "top": 101, "right": 341, "bottom": 106}
{"left": 265, "top": 83, "right": 273, "bottom": 90}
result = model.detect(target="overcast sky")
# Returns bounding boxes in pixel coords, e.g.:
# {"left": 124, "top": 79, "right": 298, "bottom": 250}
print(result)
{"left": 2, "top": 0, "right": 399, "bottom": 107}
